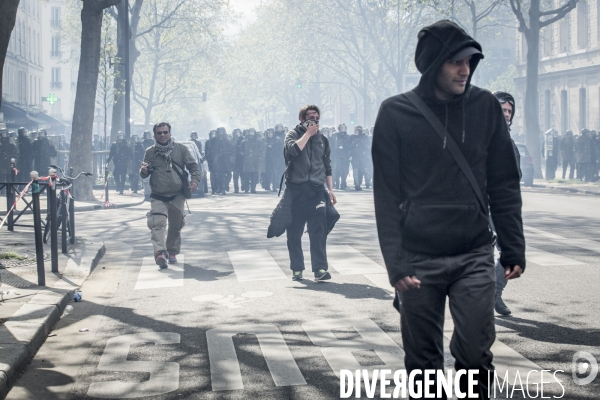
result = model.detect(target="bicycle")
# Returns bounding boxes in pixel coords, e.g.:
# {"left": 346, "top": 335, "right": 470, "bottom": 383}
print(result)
{"left": 43, "top": 166, "right": 92, "bottom": 244}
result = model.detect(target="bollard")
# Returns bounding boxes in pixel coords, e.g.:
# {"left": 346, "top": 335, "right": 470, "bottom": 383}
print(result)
{"left": 31, "top": 171, "right": 45, "bottom": 286}
{"left": 69, "top": 192, "right": 75, "bottom": 244}
{"left": 61, "top": 189, "right": 68, "bottom": 254}
{"left": 48, "top": 168, "right": 59, "bottom": 273}
{"left": 104, "top": 167, "right": 109, "bottom": 203}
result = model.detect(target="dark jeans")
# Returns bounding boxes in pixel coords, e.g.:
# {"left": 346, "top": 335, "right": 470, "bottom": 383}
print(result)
{"left": 286, "top": 189, "right": 328, "bottom": 272}
{"left": 334, "top": 159, "right": 349, "bottom": 188}
{"left": 398, "top": 245, "right": 495, "bottom": 399}
{"left": 242, "top": 172, "right": 258, "bottom": 192}
{"left": 233, "top": 171, "right": 242, "bottom": 192}
{"left": 114, "top": 173, "right": 127, "bottom": 194}
{"left": 562, "top": 160, "right": 575, "bottom": 179}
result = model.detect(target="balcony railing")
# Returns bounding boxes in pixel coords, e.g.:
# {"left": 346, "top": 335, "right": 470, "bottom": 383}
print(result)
{"left": 50, "top": 50, "right": 62, "bottom": 58}
{"left": 51, "top": 81, "right": 62, "bottom": 89}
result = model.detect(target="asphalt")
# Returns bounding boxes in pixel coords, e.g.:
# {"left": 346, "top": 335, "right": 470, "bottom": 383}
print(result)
{"left": 2, "top": 184, "right": 599, "bottom": 399}
{"left": 0, "top": 188, "right": 146, "bottom": 398}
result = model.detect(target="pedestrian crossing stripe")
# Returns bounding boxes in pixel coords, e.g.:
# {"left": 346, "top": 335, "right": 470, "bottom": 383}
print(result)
{"left": 134, "top": 255, "right": 184, "bottom": 290}
{"left": 526, "top": 246, "right": 585, "bottom": 266}
{"left": 525, "top": 225, "right": 600, "bottom": 254}
{"left": 227, "top": 249, "right": 287, "bottom": 281}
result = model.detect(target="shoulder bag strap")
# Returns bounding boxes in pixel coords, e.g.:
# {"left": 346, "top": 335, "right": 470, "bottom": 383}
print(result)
{"left": 404, "top": 90, "right": 487, "bottom": 214}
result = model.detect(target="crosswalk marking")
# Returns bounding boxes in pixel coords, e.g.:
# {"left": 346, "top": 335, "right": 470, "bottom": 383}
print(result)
{"left": 444, "top": 314, "right": 543, "bottom": 384}
{"left": 526, "top": 246, "right": 584, "bottom": 266}
{"left": 134, "top": 255, "right": 184, "bottom": 290}
{"left": 526, "top": 225, "right": 600, "bottom": 254}
{"left": 327, "top": 245, "right": 387, "bottom": 275}
{"left": 228, "top": 249, "right": 286, "bottom": 281}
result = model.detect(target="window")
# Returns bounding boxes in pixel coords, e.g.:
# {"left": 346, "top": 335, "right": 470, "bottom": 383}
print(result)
{"left": 51, "top": 68, "right": 62, "bottom": 89}
{"left": 561, "top": 89, "right": 568, "bottom": 132}
{"left": 51, "top": 36, "right": 60, "bottom": 58}
{"left": 579, "top": 88, "right": 587, "bottom": 129}
{"left": 560, "top": 12, "right": 571, "bottom": 52}
{"left": 51, "top": 7, "right": 60, "bottom": 27}
{"left": 577, "top": 1, "right": 588, "bottom": 49}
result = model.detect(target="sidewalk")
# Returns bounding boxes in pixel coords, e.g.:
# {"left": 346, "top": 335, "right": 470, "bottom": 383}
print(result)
{"left": 532, "top": 178, "right": 600, "bottom": 196}
{"left": 0, "top": 189, "right": 146, "bottom": 216}
{"left": 0, "top": 189, "right": 119, "bottom": 398}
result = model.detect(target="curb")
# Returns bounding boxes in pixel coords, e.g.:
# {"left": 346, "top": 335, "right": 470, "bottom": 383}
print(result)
{"left": 0, "top": 241, "right": 105, "bottom": 399}
{"left": 533, "top": 183, "right": 600, "bottom": 196}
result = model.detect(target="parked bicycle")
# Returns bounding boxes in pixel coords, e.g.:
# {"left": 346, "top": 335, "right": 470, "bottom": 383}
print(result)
{"left": 43, "top": 166, "right": 92, "bottom": 244}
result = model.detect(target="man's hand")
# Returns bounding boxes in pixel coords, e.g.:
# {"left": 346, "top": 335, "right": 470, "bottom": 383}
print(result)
{"left": 329, "top": 190, "right": 337, "bottom": 205}
{"left": 306, "top": 121, "right": 319, "bottom": 137}
{"left": 504, "top": 265, "right": 523, "bottom": 280}
{"left": 140, "top": 162, "right": 148, "bottom": 175}
{"left": 189, "top": 181, "right": 198, "bottom": 193}
{"left": 394, "top": 276, "right": 421, "bottom": 292}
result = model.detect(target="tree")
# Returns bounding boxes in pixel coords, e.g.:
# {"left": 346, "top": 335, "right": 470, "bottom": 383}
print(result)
{"left": 97, "top": 9, "right": 120, "bottom": 145}
{"left": 509, "top": 0, "right": 578, "bottom": 178}
{"left": 0, "top": 0, "right": 20, "bottom": 109}
{"left": 70, "top": 0, "right": 121, "bottom": 201}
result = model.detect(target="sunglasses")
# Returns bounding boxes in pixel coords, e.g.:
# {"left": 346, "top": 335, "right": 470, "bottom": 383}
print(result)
{"left": 155, "top": 130, "right": 170, "bottom": 135}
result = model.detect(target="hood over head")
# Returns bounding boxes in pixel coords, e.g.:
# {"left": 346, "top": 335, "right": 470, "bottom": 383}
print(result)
{"left": 414, "top": 20, "right": 483, "bottom": 102}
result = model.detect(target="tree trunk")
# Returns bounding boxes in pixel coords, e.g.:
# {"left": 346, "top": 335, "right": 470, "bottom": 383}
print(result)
{"left": 110, "top": 0, "right": 127, "bottom": 143}
{"left": 524, "top": 3, "right": 543, "bottom": 178}
{"left": 0, "top": 0, "right": 20, "bottom": 109}
{"left": 71, "top": 0, "right": 121, "bottom": 201}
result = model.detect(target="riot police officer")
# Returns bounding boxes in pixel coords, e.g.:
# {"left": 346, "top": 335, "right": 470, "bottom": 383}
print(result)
{"left": 560, "top": 130, "right": 575, "bottom": 180}
{"left": 106, "top": 132, "right": 132, "bottom": 195}
{"left": 142, "top": 130, "right": 154, "bottom": 149}
{"left": 242, "top": 128, "right": 265, "bottom": 193}
{"left": 232, "top": 129, "right": 244, "bottom": 193}
{"left": 332, "top": 124, "right": 350, "bottom": 189}
{"left": 212, "top": 127, "right": 234, "bottom": 195}
{"left": 0, "top": 129, "right": 18, "bottom": 183}
{"left": 32, "top": 130, "right": 57, "bottom": 174}
{"left": 17, "top": 127, "right": 32, "bottom": 175}
{"left": 205, "top": 130, "right": 216, "bottom": 193}
{"left": 349, "top": 126, "right": 369, "bottom": 190}
{"left": 129, "top": 135, "right": 145, "bottom": 193}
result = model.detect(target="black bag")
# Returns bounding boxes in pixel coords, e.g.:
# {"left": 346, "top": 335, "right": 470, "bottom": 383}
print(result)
{"left": 171, "top": 161, "right": 192, "bottom": 199}
{"left": 267, "top": 187, "right": 293, "bottom": 238}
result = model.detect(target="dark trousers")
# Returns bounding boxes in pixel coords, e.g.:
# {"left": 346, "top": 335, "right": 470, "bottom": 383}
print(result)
{"left": 242, "top": 172, "right": 258, "bottom": 192}
{"left": 398, "top": 245, "right": 495, "bottom": 399}
{"left": 129, "top": 173, "right": 139, "bottom": 192}
{"left": 209, "top": 171, "right": 216, "bottom": 193}
{"left": 562, "top": 160, "right": 575, "bottom": 179}
{"left": 114, "top": 173, "right": 127, "bottom": 194}
{"left": 286, "top": 190, "right": 328, "bottom": 272}
{"left": 334, "top": 159, "right": 349, "bottom": 188}
{"left": 576, "top": 162, "right": 588, "bottom": 181}
{"left": 352, "top": 161, "right": 364, "bottom": 188}
{"left": 233, "top": 171, "right": 242, "bottom": 192}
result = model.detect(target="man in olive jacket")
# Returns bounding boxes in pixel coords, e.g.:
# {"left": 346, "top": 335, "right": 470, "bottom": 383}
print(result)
{"left": 140, "top": 122, "right": 202, "bottom": 268}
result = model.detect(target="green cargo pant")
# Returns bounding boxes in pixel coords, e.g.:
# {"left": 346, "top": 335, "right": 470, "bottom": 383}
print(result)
{"left": 147, "top": 194, "right": 186, "bottom": 256}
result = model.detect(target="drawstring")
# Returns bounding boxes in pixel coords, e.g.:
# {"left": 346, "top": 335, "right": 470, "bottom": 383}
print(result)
{"left": 443, "top": 104, "right": 448, "bottom": 149}
{"left": 462, "top": 99, "right": 466, "bottom": 143}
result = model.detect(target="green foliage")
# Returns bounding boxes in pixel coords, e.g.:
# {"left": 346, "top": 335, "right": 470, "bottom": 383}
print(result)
{"left": 488, "top": 64, "right": 518, "bottom": 95}
{"left": 0, "top": 252, "right": 27, "bottom": 260}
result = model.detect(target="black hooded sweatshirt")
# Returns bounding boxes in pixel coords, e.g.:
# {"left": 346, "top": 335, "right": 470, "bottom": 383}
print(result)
{"left": 372, "top": 20, "right": 525, "bottom": 286}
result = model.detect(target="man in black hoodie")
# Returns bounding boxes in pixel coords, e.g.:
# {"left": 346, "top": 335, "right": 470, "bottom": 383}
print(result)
{"left": 372, "top": 20, "right": 525, "bottom": 399}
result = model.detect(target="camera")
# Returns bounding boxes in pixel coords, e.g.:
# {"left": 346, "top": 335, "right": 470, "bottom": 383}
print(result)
{"left": 146, "top": 161, "right": 155, "bottom": 174}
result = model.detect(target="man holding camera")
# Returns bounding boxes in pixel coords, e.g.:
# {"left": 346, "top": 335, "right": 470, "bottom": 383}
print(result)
{"left": 140, "top": 122, "right": 202, "bottom": 268}
{"left": 284, "top": 105, "right": 337, "bottom": 281}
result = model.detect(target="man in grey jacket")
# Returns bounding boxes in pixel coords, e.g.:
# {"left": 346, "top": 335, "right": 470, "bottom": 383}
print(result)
{"left": 284, "top": 105, "right": 337, "bottom": 282}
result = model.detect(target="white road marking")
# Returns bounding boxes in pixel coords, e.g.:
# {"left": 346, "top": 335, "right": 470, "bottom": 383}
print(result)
{"left": 134, "top": 255, "right": 184, "bottom": 290}
{"left": 444, "top": 314, "right": 543, "bottom": 384}
{"left": 206, "top": 324, "right": 306, "bottom": 391}
{"left": 87, "top": 332, "right": 180, "bottom": 398}
{"left": 525, "top": 225, "right": 600, "bottom": 254}
{"left": 302, "top": 317, "right": 405, "bottom": 378}
{"left": 327, "top": 245, "right": 387, "bottom": 275}
{"left": 228, "top": 250, "right": 286, "bottom": 281}
{"left": 526, "top": 246, "right": 584, "bottom": 266}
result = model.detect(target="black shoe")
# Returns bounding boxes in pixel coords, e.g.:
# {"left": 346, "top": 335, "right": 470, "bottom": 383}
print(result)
{"left": 314, "top": 269, "right": 331, "bottom": 281}
{"left": 292, "top": 271, "right": 303, "bottom": 281}
{"left": 355, "top": 186, "right": 362, "bottom": 191}
{"left": 495, "top": 297, "right": 511, "bottom": 316}
{"left": 251, "top": 190, "right": 257, "bottom": 193}
{"left": 235, "top": 189, "right": 239, "bottom": 193}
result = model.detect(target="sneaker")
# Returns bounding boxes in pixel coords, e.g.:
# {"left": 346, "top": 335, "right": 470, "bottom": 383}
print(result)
{"left": 495, "top": 296, "right": 511, "bottom": 316}
{"left": 155, "top": 251, "right": 168, "bottom": 269}
{"left": 292, "top": 271, "right": 303, "bottom": 281}
{"left": 168, "top": 254, "right": 178, "bottom": 264}
{"left": 314, "top": 269, "right": 331, "bottom": 281}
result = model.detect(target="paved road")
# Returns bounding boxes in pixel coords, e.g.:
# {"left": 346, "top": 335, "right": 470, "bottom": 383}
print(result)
{"left": 6, "top": 187, "right": 600, "bottom": 399}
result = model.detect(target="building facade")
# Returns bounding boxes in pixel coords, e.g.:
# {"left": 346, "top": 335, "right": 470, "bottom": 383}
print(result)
{"left": 40, "top": 0, "right": 77, "bottom": 131}
{"left": 514, "top": 0, "right": 600, "bottom": 135}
